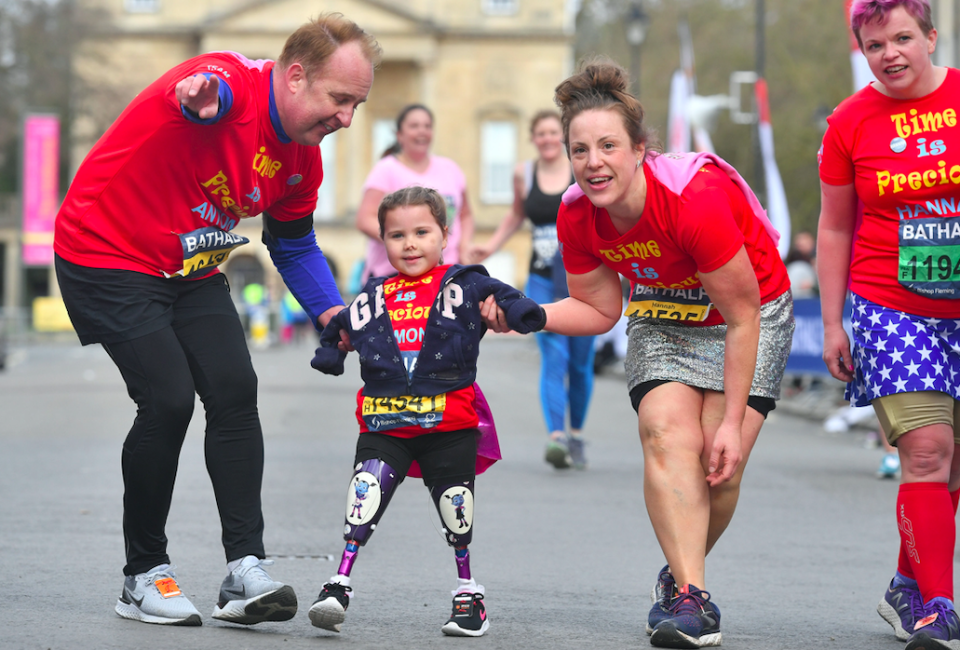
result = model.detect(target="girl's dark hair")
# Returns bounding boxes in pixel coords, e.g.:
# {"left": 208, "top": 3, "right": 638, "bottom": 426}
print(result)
{"left": 381, "top": 104, "right": 435, "bottom": 158}
{"left": 554, "top": 57, "right": 659, "bottom": 155}
{"left": 377, "top": 186, "right": 448, "bottom": 239}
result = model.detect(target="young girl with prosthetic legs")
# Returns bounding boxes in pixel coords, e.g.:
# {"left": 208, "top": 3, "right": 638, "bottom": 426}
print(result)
{"left": 308, "top": 186, "right": 545, "bottom": 636}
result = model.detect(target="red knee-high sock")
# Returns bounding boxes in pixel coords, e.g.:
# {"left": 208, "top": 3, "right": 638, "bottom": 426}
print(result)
{"left": 896, "top": 482, "right": 954, "bottom": 602}
{"left": 901, "top": 487, "right": 960, "bottom": 579}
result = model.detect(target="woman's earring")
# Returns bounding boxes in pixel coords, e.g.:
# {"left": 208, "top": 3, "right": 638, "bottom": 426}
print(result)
{"left": 636, "top": 158, "right": 642, "bottom": 168}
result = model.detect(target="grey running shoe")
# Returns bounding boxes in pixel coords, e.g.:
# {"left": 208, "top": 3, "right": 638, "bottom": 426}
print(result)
{"left": 545, "top": 437, "right": 572, "bottom": 469}
{"left": 115, "top": 564, "right": 202, "bottom": 626}
{"left": 568, "top": 436, "right": 587, "bottom": 469}
{"left": 308, "top": 580, "right": 352, "bottom": 632}
{"left": 212, "top": 556, "right": 297, "bottom": 625}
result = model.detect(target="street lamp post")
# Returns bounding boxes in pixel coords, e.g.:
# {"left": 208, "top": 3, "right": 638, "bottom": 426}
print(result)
{"left": 625, "top": 1, "right": 650, "bottom": 98}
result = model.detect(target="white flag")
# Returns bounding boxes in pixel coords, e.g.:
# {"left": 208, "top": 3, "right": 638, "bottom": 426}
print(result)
{"left": 667, "top": 69, "right": 691, "bottom": 153}
{"left": 755, "top": 78, "right": 791, "bottom": 259}
{"left": 846, "top": 0, "right": 877, "bottom": 90}
{"left": 667, "top": 19, "right": 715, "bottom": 153}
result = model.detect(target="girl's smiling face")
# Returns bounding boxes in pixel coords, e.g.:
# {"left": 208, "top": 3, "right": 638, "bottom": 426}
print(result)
{"left": 382, "top": 204, "right": 448, "bottom": 277}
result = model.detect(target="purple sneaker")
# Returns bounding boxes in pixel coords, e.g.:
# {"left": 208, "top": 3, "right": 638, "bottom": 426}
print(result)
{"left": 646, "top": 565, "right": 675, "bottom": 635}
{"left": 650, "top": 584, "right": 721, "bottom": 649}
{"left": 878, "top": 576, "right": 923, "bottom": 641}
{"left": 906, "top": 599, "right": 960, "bottom": 650}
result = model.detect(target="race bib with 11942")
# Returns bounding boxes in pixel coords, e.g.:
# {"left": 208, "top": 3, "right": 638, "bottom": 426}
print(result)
{"left": 361, "top": 393, "right": 447, "bottom": 432}
{"left": 625, "top": 284, "right": 713, "bottom": 322}
{"left": 899, "top": 216, "right": 960, "bottom": 299}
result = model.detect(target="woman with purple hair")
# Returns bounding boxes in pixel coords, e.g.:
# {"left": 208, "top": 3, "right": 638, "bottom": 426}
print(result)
{"left": 818, "top": 1, "right": 960, "bottom": 648}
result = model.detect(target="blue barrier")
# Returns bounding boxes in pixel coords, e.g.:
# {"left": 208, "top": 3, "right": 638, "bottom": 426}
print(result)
{"left": 785, "top": 297, "right": 853, "bottom": 375}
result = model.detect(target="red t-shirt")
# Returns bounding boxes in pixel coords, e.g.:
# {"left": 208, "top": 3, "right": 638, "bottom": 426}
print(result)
{"left": 558, "top": 162, "right": 790, "bottom": 326}
{"left": 819, "top": 67, "right": 960, "bottom": 316}
{"left": 54, "top": 52, "right": 322, "bottom": 279}
{"left": 355, "top": 265, "right": 478, "bottom": 437}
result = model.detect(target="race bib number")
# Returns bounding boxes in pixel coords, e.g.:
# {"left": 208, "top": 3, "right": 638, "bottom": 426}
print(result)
{"left": 625, "top": 284, "right": 712, "bottom": 322}
{"left": 361, "top": 393, "right": 447, "bottom": 431}
{"left": 899, "top": 216, "right": 960, "bottom": 299}
{"left": 168, "top": 227, "right": 249, "bottom": 279}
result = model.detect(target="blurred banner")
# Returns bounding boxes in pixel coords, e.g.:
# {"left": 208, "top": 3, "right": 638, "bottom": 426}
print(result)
{"left": 667, "top": 69, "right": 692, "bottom": 153}
{"left": 786, "top": 298, "right": 853, "bottom": 375}
{"left": 755, "top": 78, "right": 791, "bottom": 259}
{"left": 667, "top": 18, "right": 714, "bottom": 154}
{"left": 22, "top": 113, "right": 60, "bottom": 266}
{"left": 32, "top": 296, "right": 73, "bottom": 332}
{"left": 845, "top": 0, "right": 876, "bottom": 91}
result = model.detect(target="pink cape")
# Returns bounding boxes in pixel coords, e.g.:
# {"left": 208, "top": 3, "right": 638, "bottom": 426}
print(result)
{"left": 407, "top": 383, "right": 501, "bottom": 478}
{"left": 561, "top": 151, "right": 781, "bottom": 248}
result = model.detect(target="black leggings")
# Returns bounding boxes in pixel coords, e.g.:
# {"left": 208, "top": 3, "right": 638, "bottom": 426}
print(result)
{"left": 103, "top": 305, "right": 265, "bottom": 575}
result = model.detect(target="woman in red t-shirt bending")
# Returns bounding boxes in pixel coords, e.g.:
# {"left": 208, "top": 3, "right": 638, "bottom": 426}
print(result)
{"left": 540, "top": 59, "right": 793, "bottom": 649}
{"left": 819, "top": 2, "right": 960, "bottom": 648}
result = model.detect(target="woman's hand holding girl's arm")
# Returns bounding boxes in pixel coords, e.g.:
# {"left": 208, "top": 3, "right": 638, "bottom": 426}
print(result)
{"left": 543, "top": 262, "right": 623, "bottom": 336}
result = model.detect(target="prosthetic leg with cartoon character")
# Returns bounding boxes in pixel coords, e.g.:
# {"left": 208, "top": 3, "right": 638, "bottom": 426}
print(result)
{"left": 432, "top": 481, "right": 489, "bottom": 637}
{"left": 308, "top": 459, "right": 488, "bottom": 636}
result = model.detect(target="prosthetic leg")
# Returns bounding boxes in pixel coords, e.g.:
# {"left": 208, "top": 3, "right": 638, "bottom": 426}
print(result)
{"left": 309, "top": 459, "right": 403, "bottom": 632}
{"left": 431, "top": 480, "right": 489, "bottom": 637}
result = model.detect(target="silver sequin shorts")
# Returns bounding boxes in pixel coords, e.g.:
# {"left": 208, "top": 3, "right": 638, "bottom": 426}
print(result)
{"left": 624, "top": 290, "right": 795, "bottom": 399}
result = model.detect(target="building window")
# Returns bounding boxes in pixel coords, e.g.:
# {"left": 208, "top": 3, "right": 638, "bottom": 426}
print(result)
{"left": 480, "top": 121, "right": 516, "bottom": 204}
{"left": 372, "top": 119, "right": 396, "bottom": 161}
{"left": 482, "top": 0, "right": 519, "bottom": 16}
{"left": 124, "top": 0, "right": 160, "bottom": 13}
{"left": 315, "top": 132, "right": 337, "bottom": 222}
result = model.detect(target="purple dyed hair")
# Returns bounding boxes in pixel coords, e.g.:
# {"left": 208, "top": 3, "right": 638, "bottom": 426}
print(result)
{"left": 850, "top": 0, "right": 934, "bottom": 48}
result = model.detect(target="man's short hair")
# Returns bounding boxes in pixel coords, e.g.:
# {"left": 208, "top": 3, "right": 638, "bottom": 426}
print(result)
{"left": 277, "top": 13, "right": 382, "bottom": 80}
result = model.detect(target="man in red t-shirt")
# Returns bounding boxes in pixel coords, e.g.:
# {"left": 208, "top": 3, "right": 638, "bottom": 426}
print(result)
{"left": 53, "top": 15, "right": 380, "bottom": 628}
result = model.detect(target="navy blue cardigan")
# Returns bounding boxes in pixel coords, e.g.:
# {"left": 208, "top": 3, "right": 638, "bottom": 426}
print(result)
{"left": 311, "top": 264, "right": 546, "bottom": 396}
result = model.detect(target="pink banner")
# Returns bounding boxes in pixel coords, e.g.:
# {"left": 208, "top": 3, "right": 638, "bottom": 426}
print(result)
{"left": 22, "top": 114, "right": 60, "bottom": 266}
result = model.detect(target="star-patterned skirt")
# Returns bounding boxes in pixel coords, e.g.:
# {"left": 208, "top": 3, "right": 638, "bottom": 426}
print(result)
{"left": 847, "top": 292, "right": 960, "bottom": 407}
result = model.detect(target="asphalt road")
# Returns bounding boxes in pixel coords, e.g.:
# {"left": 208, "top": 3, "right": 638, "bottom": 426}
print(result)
{"left": 0, "top": 334, "right": 943, "bottom": 649}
